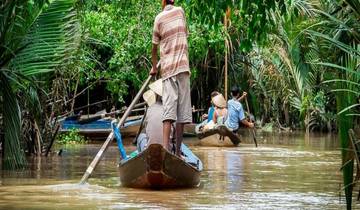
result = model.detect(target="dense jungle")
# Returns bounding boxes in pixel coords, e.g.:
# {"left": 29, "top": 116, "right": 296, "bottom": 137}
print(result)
{"left": 0, "top": 0, "right": 359, "bottom": 209}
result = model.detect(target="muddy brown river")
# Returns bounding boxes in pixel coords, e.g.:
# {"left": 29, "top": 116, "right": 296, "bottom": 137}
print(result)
{"left": 0, "top": 132, "right": 357, "bottom": 209}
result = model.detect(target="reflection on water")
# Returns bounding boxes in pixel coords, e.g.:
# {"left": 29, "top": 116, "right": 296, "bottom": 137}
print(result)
{"left": 0, "top": 132, "right": 354, "bottom": 209}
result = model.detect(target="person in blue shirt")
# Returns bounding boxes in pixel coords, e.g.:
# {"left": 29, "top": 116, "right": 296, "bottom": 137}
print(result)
{"left": 225, "top": 86, "right": 254, "bottom": 132}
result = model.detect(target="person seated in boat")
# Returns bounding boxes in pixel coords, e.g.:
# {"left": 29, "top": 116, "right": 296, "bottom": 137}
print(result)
{"left": 224, "top": 86, "right": 254, "bottom": 132}
{"left": 195, "top": 91, "right": 220, "bottom": 133}
{"left": 202, "top": 91, "right": 220, "bottom": 122}
{"left": 136, "top": 79, "right": 175, "bottom": 153}
{"left": 197, "top": 93, "right": 228, "bottom": 132}
{"left": 212, "top": 94, "right": 228, "bottom": 125}
{"left": 202, "top": 93, "right": 228, "bottom": 131}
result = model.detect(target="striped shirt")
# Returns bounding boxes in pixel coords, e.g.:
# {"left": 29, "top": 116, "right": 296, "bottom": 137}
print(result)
{"left": 152, "top": 5, "right": 190, "bottom": 79}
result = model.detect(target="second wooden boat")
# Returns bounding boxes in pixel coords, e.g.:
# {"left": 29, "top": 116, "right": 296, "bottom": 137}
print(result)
{"left": 196, "top": 125, "right": 241, "bottom": 147}
{"left": 183, "top": 123, "right": 197, "bottom": 137}
{"left": 59, "top": 116, "right": 142, "bottom": 139}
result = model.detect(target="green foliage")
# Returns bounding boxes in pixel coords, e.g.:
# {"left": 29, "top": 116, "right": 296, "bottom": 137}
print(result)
{"left": 80, "top": 0, "right": 160, "bottom": 102}
{"left": 0, "top": 0, "right": 46, "bottom": 170}
{"left": 1, "top": 0, "right": 357, "bottom": 205}
{"left": 1, "top": 74, "right": 26, "bottom": 170}
{"left": 57, "top": 129, "right": 87, "bottom": 145}
{"left": 0, "top": 0, "right": 81, "bottom": 169}
{"left": 9, "top": 0, "right": 81, "bottom": 76}
{"left": 313, "top": 1, "right": 360, "bottom": 207}
{"left": 179, "top": 0, "right": 287, "bottom": 51}
{"left": 79, "top": 0, "right": 289, "bottom": 103}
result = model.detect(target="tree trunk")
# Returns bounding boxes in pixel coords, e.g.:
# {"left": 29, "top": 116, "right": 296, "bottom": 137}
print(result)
{"left": 284, "top": 103, "right": 290, "bottom": 126}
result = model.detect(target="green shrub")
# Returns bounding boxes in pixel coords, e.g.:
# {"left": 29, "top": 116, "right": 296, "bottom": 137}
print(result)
{"left": 57, "top": 129, "right": 87, "bottom": 145}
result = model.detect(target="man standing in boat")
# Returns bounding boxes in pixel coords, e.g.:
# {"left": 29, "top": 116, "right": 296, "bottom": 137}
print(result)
{"left": 150, "top": 0, "right": 192, "bottom": 157}
{"left": 225, "top": 86, "right": 254, "bottom": 132}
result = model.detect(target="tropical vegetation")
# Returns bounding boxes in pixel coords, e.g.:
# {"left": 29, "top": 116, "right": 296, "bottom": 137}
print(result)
{"left": 0, "top": 0, "right": 81, "bottom": 169}
{"left": 0, "top": 0, "right": 359, "bottom": 208}
{"left": 56, "top": 129, "right": 86, "bottom": 144}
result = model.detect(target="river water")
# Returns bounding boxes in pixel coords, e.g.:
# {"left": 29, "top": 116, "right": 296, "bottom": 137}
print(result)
{"left": 0, "top": 131, "right": 356, "bottom": 209}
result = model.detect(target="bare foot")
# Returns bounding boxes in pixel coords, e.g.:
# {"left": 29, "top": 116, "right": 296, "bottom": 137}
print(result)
{"left": 178, "top": 154, "right": 186, "bottom": 161}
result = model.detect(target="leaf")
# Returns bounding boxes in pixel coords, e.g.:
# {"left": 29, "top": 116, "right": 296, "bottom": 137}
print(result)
{"left": 313, "top": 62, "right": 360, "bottom": 76}
{"left": 331, "top": 88, "right": 360, "bottom": 95}
{"left": 0, "top": 72, "right": 27, "bottom": 169}
{"left": 9, "top": 0, "right": 81, "bottom": 76}
{"left": 323, "top": 79, "right": 360, "bottom": 87}
{"left": 337, "top": 103, "right": 360, "bottom": 115}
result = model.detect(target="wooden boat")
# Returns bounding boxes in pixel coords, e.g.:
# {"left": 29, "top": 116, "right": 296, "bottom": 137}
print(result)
{"left": 118, "top": 143, "right": 202, "bottom": 188}
{"left": 60, "top": 115, "right": 198, "bottom": 139}
{"left": 59, "top": 115, "right": 142, "bottom": 139}
{"left": 196, "top": 125, "right": 241, "bottom": 147}
{"left": 183, "top": 123, "right": 197, "bottom": 137}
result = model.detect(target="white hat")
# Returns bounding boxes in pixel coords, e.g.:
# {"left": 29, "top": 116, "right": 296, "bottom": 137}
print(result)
{"left": 143, "top": 90, "right": 156, "bottom": 106}
{"left": 212, "top": 94, "right": 226, "bottom": 108}
{"left": 148, "top": 79, "right": 162, "bottom": 97}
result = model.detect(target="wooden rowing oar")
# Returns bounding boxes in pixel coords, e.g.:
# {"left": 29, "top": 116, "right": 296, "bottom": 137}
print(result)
{"left": 245, "top": 98, "right": 258, "bottom": 147}
{"left": 79, "top": 75, "right": 154, "bottom": 184}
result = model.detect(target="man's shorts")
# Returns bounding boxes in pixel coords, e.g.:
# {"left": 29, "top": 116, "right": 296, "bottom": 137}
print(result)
{"left": 162, "top": 72, "right": 192, "bottom": 123}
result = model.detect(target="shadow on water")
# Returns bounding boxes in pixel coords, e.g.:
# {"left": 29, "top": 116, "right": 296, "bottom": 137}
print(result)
{"left": 0, "top": 131, "right": 355, "bottom": 209}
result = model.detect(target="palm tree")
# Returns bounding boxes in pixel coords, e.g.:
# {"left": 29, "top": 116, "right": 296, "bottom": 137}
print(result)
{"left": 0, "top": 0, "right": 81, "bottom": 169}
{"left": 306, "top": 0, "right": 360, "bottom": 208}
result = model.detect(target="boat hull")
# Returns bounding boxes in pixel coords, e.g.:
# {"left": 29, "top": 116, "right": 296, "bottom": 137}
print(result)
{"left": 183, "top": 123, "right": 196, "bottom": 137}
{"left": 59, "top": 118, "right": 141, "bottom": 139}
{"left": 118, "top": 144, "right": 202, "bottom": 188}
{"left": 199, "top": 134, "right": 238, "bottom": 147}
{"left": 197, "top": 125, "right": 241, "bottom": 147}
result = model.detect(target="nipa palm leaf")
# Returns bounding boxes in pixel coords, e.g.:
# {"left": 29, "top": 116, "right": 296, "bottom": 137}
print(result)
{"left": 1, "top": 73, "right": 27, "bottom": 169}
{"left": 9, "top": 0, "right": 81, "bottom": 76}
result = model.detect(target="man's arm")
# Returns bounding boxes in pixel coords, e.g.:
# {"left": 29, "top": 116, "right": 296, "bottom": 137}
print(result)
{"left": 238, "top": 103, "right": 254, "bottom": 128}
{"left": 150, "top": 44, "right": 158, "bottom": 75}
{"left": 237, "top": 92, "right": 247, "bottom": 101}
{"left": 241, "top": 119, "right": 254, "bottom": 128}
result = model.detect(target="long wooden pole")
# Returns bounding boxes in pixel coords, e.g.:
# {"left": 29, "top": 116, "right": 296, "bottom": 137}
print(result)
{"left": 224, "top": 7, "right": 231, "bottom": 101}
{"left": 224, "top": 12, "right": 228, "bottom": 101}
{"left": 79, "top": 75, "right": 154, "bottom": 184}
{"left": 245, "top": 98, "right": 258, "bottom": 147}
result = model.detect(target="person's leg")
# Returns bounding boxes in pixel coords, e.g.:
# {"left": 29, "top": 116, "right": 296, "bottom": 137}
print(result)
{"left": 176, "top": 72, "right": 192, "bottom": 157}
{"left": 162, "top": 77, "right": 178, "bottom": 151}
{"left": 175, "top": 123, "right": 184, "bottom": 156}
{"left": 163, "top": 120, "right": 172, "bottom": 150}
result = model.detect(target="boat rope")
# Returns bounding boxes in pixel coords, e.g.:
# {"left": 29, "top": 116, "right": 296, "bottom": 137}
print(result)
{"left": 112, "top": 121, "right": 127, "bottom": 160}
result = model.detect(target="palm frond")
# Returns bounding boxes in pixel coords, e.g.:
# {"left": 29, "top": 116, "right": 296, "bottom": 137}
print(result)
{"left": 314, "top": 62, "right": 360, "bottom": 76}
{"left": 338, "top": 103, "right": 360, "bottom": 115}
{"left": 344, "top": 0, "right": 360, "bottom": 17}
{"left": 331, "top": 89, "right": 360, "bottom": 95}
{"left": 9, "top": 0, "right": 81, "bottom": 76}
{"left": 291, "top": 0, "right": 317, "bottom": 17}
{"left": 323, "top": 79, "right": 360, "bottom": 87}
{"left": 0, "top": 72, "right": 26, "bottom": 169}
{"left": 308, "top": 30, "right": 360, "bottom": 57}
